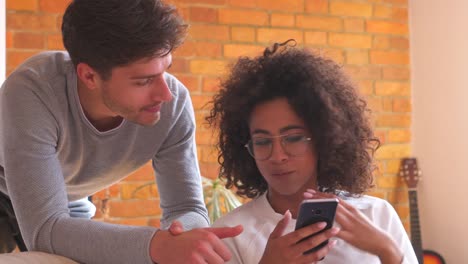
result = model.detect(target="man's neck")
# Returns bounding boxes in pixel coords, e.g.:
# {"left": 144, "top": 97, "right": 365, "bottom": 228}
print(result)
{"left": 77, "top": 79, "right": 122, "bottom": 131}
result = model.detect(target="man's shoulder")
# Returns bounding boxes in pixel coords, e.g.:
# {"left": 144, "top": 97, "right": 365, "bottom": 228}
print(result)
{"left": 164, "top": 72, "right": 189, "bottom": 100}
{"left": 5, "top": 51, "right": 73, "bottom": 89}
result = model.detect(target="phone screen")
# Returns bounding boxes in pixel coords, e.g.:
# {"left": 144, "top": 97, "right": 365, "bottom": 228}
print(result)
{"left": 294, "top": 198, "right": 338, "bottom": 254}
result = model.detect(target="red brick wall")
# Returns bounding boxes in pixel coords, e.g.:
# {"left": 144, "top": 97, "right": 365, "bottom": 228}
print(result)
{"left": 5, "top": 0, "right": 412, "bottom": 230}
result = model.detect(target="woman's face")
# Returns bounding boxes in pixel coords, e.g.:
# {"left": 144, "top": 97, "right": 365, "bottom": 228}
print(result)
{"left": 248, "top": 97, "right": 318, "bottom": 200}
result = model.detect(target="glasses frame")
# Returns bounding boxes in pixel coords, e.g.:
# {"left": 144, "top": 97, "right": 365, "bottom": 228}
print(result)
{"left": 244, "top": 133, "right": 312, "bottom": 161}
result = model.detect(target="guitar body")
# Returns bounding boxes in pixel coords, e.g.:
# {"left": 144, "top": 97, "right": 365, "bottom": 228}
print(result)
{"left": 424, "top": 250, "right": 445, "bottom": 264}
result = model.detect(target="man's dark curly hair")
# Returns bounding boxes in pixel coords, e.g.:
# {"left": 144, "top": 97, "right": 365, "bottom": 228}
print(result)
{"left": 206, "top": 40, "right": 380, "bottom": 199}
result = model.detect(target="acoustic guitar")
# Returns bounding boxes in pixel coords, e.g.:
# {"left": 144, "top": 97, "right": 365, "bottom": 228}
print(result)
{"left": 400, "top": 157, "right": 446, "bottom": 264}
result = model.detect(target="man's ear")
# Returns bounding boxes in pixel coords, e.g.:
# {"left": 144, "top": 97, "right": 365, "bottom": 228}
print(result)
{"left": 76, "top": 63, "right": 100, "bottom": 90}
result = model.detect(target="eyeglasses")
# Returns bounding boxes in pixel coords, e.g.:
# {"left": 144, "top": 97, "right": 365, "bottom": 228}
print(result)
{"left": 244, "top": 133, "right": 312, "bottom": 161}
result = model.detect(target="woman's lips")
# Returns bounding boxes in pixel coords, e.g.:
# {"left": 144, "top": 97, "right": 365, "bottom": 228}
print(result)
{"left": 271, "top": 171, "right": 294, "bottom": 177}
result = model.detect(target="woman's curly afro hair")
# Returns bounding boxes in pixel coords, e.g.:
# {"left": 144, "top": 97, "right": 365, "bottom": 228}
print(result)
{"left": 206, "top": 40, "right": 380, "bottom": 199}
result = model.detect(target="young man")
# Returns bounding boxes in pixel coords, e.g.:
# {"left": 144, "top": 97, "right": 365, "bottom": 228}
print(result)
{"left": 0, "top": 0, "right": 241, "bottom": 263}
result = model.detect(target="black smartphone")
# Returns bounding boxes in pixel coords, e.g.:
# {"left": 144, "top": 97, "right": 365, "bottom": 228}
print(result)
{"left": 295, "top": 198, "right": 338, "bottom": 254}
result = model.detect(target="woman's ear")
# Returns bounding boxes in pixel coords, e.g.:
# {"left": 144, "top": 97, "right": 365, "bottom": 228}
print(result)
{"left": 76, "top": 63, "right": 100, "bottom": 90}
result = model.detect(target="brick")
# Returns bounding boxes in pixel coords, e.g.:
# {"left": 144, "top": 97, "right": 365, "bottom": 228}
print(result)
{"left": 6, "top": 0, "right": 38, "bottom": 11}
{"left": 329, "top": 33, "right": 372, "bottom": 48}
{"left": 358, "top": 80, "right": 374, "bottom": 95}
{"left": 395, "top": 205, "right": 409, "bottom": 220}
{"left": 108, "top": 200, "right": 161, "bottom": 218}
{"left": 13, "top": 32, "right": 44, "bottom": 49}
{"left": 227, "top": 0, "right": 256, "bottom": 8}
{"left": 219, "top": 9, "right": 269, "bottom": 26}
{"left": 374, "top": 5, "right": 408, "bottom": 21}
{"left": 375, "top": 114, "right": 411, "bottom": 127}
{"left": 370, "top": 51, "right": 409, "bottom": 65}
{"left": 366, "top": 20, "right": 409, "bottom": 35}
{"left": 375, "top": 81, "right": 410, "bottom": 96}
{"left": 382, "top": 98, "right": 393, "bottom": 112}
{"left": 46, "top": 34, "right": 64, "bottom": 50}
{"left": 199, "top": 162, "right": 220, "bottom": 179}
{"left": 189, "top": 7, "right": 218, "bottom": 23}
{"left": 257, "top": 28, "right": 303, "bottom": 44}
{"left": 6, "top": 31, "right": 13, "bottom": 49}
{"left": 7, "top": 50, "right": 39, "bottom": 70}
{"left": 190, "top": 60, "right": 228, "bottom": 75}
{"left": 199, "top": 145, "right": 219, "bottom": 163}
{"left": 231, "top": 27, "right": 256, "bottom": 42}
{"left": 376, "top": 175, "right": 401, "bottom": 188}
{"left": 174, "top": 41, "right": 222, "bottom": 58}
{"left": 374, "top": 129, "right": 386, "bottom": 144}
{"left": 202, "top": 77, "right": 221, "bottom": 93}
{"left": 224, "top": 44, "right": 264, "bottom": 58}
{"left": 305, "top": 0, "right": 328, "bottom": 14}
{"left": 93, "top": 189, "right": 108, "bottom": 200}
{"left": 108, "top": 184, "right": 120, "bottom": 198}
{"left": 196, "top": 130, "right": 218, "bottom": 145}
{"left": 189, "top": 25, "right": 230, "bottom": 41}
{"left": 39, "top": 0, "right": 70, "bottom": 13}
{"left": 330, "top": 2, "right": 373, "bottom": 17}
{"left": 7, "top": 13, "right": 58, "bottom": 31}
{"left": 384, "top": 0, "right": 408, "bottom": 6}
{"left": 296, "top": 16, "right": 342, "bottom": 31}
{"left": 393, "top": 98, "right": 411, "bottom": 112}
{"left": 344, "top": 18, "right": 365, "bottom": 32}
{"left": 191, "top": 94, "right": 214, "bottom": 110}
{"left": 387, "top": 190, "right": 409, "bottom": 205}
{"left": 121, "top": 182, "right": 159, "bottom": 200}
{"left": 390, "top": 37, "right": 409, "bottom": 50}
{"left": 345, "top": 65, "right": 381, "bottom": 80}
{"left": 346, "top": 50, "right": 369, "bottom": 65}
{"left": 195, "top": 111, "right": 211, "bottom": 131}
{"left": 175, "top": 74, "right": 200, "bottom": 92}
{"left": 271, "top": 13, "right": 295, "bottom": 27}
{"left": 388, "top": 129, "right": 411, "bottom": 143}
{"left": 382, "top": 67, "right": 410, "bottom": 80}
{"left": 386, "top": 159, "right": 401, "bottom": 174}
{"left": 366, "top": 190, "right": 386, "bottom": 199}
{"left": 124, "top": 162, "right": 155, "bottom": 181}
{"left": 373, "top": 36, "right": 390, "bottom": 49}
{"left": 367, "top": 97, "right": 383, "bottom": 112}
{"left": 316, "top": 48, "right": 344, "bottom": 64}
{"left": 257, "top": 0, "right": 303, "bottom": 12}
{"left": 304, "top": 31, "right": 327, "bottom": 46}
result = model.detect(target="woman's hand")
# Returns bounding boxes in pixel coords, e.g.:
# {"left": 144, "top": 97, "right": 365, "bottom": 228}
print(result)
{"left": 259, "top": 210, "right": 338, "bottom": 264}
{"left": 303, "top": 190, "right": 404, "bottom": 264}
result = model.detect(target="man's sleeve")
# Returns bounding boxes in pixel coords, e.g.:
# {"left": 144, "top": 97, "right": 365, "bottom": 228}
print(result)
{"left": 153, "top": 79, "right": 210, "bottom": 230}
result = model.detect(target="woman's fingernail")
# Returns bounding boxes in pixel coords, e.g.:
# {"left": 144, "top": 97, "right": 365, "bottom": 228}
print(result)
{"left": 303, "top": 192, "right": 314, "bottom": 198}
{"left": 317, "top": 222, "right": 327, "bottom": 228}
{"left": 306, "top": 189, "right": 316, "bottom": 193}
{"left": 329, "top": 240, "right": 338, "bottom": 248}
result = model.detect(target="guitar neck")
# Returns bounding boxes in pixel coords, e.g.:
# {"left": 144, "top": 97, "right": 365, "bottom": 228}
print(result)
{"left": 408, "top": 189, "right": 423, "bottom": 263}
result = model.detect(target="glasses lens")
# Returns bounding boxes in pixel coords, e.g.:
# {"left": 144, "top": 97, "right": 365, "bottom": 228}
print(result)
{"left": 248, "top": 138, "right": 272, "bottom": 160}
{"left": 282, "top": 134, "right": 310, "bottom": 156}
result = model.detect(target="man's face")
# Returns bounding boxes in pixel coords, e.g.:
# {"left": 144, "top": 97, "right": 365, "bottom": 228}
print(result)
{"left": 96, "top": 53, "right": 173, "bottom": 127}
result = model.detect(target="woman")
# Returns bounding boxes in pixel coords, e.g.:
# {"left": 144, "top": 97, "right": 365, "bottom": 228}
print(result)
{"left": 207, "top": 40, "right": 417, "bottom": 264}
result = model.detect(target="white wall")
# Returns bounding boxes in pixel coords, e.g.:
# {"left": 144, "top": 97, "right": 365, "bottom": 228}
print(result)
{"left": 410, "top": 0, "right": 468, "bottom": 263}
{"left": 0, "top": 0, "right": 5, "bottom": 83}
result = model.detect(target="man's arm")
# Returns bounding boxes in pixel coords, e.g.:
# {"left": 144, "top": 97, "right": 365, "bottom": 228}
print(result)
{"left": 153, "top": 76, "right": 209, "bottom": 230}
{"left": 0, "top": 73, "right": 157, "bottom": 264}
